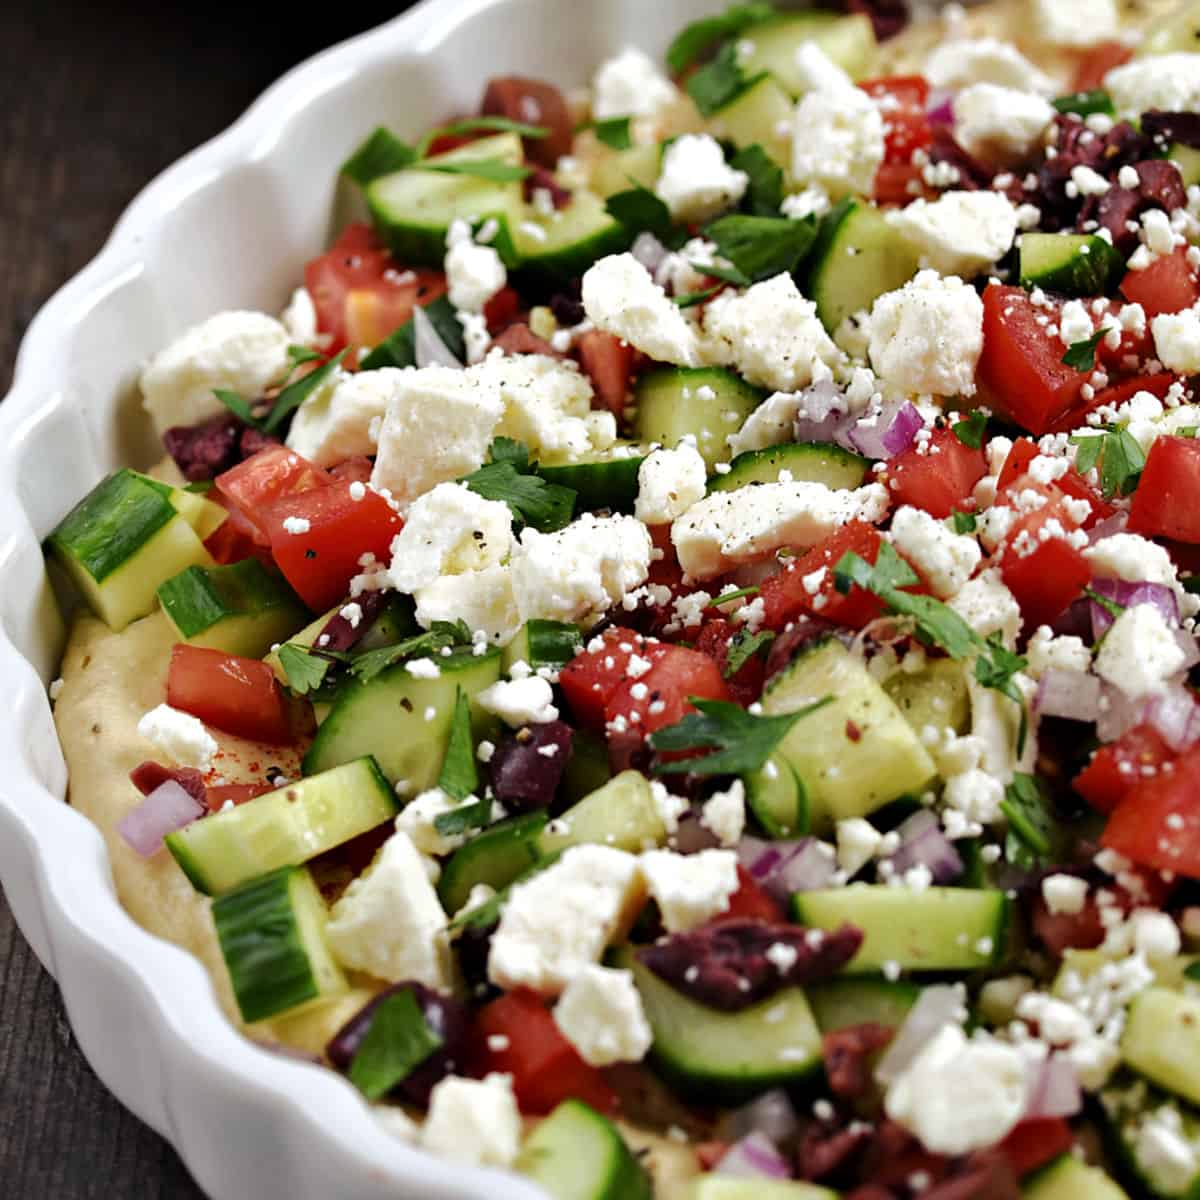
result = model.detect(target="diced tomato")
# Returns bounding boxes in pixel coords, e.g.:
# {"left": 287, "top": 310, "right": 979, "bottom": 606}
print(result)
{"left": 304, "top": 222, "right": 447, "bottom": 352}
{"left": 978, "top": 286, "right": 1088, "bottom": 435}
{"left": 1032, "top": 891, "right": 1105, "bottom": 956}
{"left": 872, "top": 161, "right": 931, "bottom": 207}
{"left": 1130, "top": 436, "right": 1200, "bottom": 544}
{"left": 166, "top": 645, "right": 292, "bottom": 745}
{"left": 260, "top": 483, "right": 403, "bottom": 612}
{"left": 1074, "top": 724, "right": 1176, "bottom": 815}
{"left": 214, "top": 445, "right": 332, "bottom": 545}
{"left": 559, "top": 627, "right": 665, "bottom": 732}
{"left": 1121, "top": 246, "right": 1200, "bottom": 319}
{"left": 998, "top": 1119, "right": 1075, "bottom": 1178}
{"left": 1045, "top": 373, "right": 1179, "bottom": 438}
{"left": 885, "top": 427, "right": 987, "bottom": 519}
{"left": 605, "top": 644, "right": 730, "bottom": 740}
{"left": 694, "top": 618, "right": 765, "bottom": 707}
{"left": 759, "top": 521, "right": 885, "bottom": 632}
{"left": 577, "top": 330, "right": 636, "bottom": 419}
{"left": 714, "top": 865, "right": 786, "bottom": 924}
{"left": 328, "top": 455, "right": 375, "bottom": 486}
{"left": 1072, "top": 41, "right": 1132, "bottom": 91}
{"left": 204, "top": 782, "right": 274, "bottom": 814}
{"left": 998, "top": 476, "right": 1090, "bottom": 631}
{"left": 1103, "top": 743, "right": 1200, "bottom": 875}
{"left": 995, "top": 438, "right": 1114, "bottom": 529}
{"left": 472, "top": 990, "right": 618, "bottom": 1115}
{"left": 860, "top": 76, "right": 932, "bottom": 165}
{"left": 202, "top": 505, "right": 270, "bottom": 566}
{"left": 483, "top": 286, "right": 522, "bottom": 334}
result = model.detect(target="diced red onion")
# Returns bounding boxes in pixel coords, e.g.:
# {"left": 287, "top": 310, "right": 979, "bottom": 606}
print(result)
{"left": 1095, "top": 682, "right": 1145, "bottom": 744}
{"left": 714, "top": 1132, "right": 792, "bottom": 1180}
{"left": 1144, "top": 685, "right": 1200, "bottom": 752}
{"left": 1088, "top": 579, "right": 1179, "bottom": 639}
{"left": 413, "top": 304, "right": 463, "bottom": 369}
{"left": 875, "top": 984, "right": 967, "bottom": 1086}
{"left": 883, "top": 403, "right": 925, "bottom": 456}
{"left": 117, "top": 780, "right": 205, "bottom": 858}
{"left": 794, "top": 410, "right": 856, "bottom": 446}
{"left": 884, "top": 809, "right": 964, "bottom": 884}
{"left": 632, "top": 232, "right": 669, "bottom": 273}
{"left": 730, "top": 1089, "right": 800, "bottom": 1147}
{"left": 737, "top": 836, "right": 837, "bottom": 903}
{"left": 1086, "top": 511, "right": 1128, "bottom": 544}
{"left": 847, "top": 401, "right": 924, "bottom": 461}
{"left": 927, "top": 93, "right": 955, "bottom": 127}
{"left": 1024, "top": 1054, "right": 1082, "bottom": 1119}
{"left": 1034, "top": 669, "right": 1104, "bottom": 723}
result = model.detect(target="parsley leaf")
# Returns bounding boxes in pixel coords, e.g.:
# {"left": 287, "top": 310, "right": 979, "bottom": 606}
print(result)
{"left": 350, "top": 621, "right": 472, "bottom": 684}
{"left": 433, "top": 795, "right": 494, "bottom": 838}
{"left": 1185, "top": 961, "right": 1200, "bottom": 982}
{"left": 348, "top": 989, "right": 442, "bottom": 1101}
{"left": 341, "top": 127, "right": 416, "bottom": 185}
{"left": 1061, "top": 327, "right": 1109, "bottom": 372}
{"left": 974, "top": 634, "right": 1030, "bottom": 756}
{"left": 650, "top": 696, "right": 831, "bottom": 776}
{"left": 687, "top": 43, "right": 763, "bottom": 117}
{"left": 696, "top": 259, "right": 752, "bottom": 287}
{"left": 489, "top": 436, "right": 529, "bottom": 469}
{"left": 1070, "top": 428, "right": 1145, "bottom": 498}
{"left": 703, "top": 213, "right": 817, "bottom": 283}
{"left": 605, "top": 182, "right": 686, "bottom": 249}
{"left": 724, "top": 629, "right": 774, "bottom": 678}
{"left": 286, "top": 344, "right": 323, "bottom": 368}
{"left": 1000, "top": 773, "right": 1062, "bottom": 867}
{"left": 665, "top": 1, "right": 775, "bottom": 73}
{"left": 951, "top": 510, "right": 978, "bottom": 534}
{"left": 1084, "top": 586, "right": 1125, "bottom": 621}
{"left": 359, "top": 295, "right": 466, "bottom": 371}
{"left": 675, "top": 285, "right": 723, "bottom": 309}
{"left": 212, "top": 388, "right": 262, "bottom": 427}
{"left": 587, "top": 116, "right": 633, "bottom": 151}
{"left": 708, "top": 586, "right": 761, "bottom": 609}
{"left": 437, "top": 688, "right": 479, "bottom": 802}
{"left": 730, "top": 144, "right": 784, "bottom": 216}
{"left": 415, "top": 116, "right": 548, "bottom": 158}
{"left": 953, "top": 410, "right": 987, "bottom": 450}
{"left": 416, "top": 158, "right": 531, "bottom": 182}
{"left": 277, "top": 644, "right": 335, "bottom": 696}
{"left": 263, "top": 348, "right": 349, "bottom": 435}
{"left": 460, "top": 441, "right": 576, "bottom": 532}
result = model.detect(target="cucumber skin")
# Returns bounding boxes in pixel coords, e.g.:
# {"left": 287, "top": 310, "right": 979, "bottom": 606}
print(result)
{"left": 437, "top": 812, "right": 548, "bottom": 915}
{"left": 708, "top": 443, "right": 870, "bottom": 493}
{"left": 1018, "top": 233, "right": 1125, "bottom": 298}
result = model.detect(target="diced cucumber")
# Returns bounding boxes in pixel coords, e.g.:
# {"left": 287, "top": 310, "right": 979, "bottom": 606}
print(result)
{"left": 1171, "top": 144, "right": 1200, "bottom": 189}
{"left": 515, "top": 1099, "right": 651, "bottom": 1200}
{"left": 884, "top": 658, "right": 972, "bottom": 742}
{"left": 633, "top": 367, "right": 765, "bottom": 472}
{"left": 166, "top": 757, "right": 398, "bottom": 895}
{"left": 303, "top": 645, "right": 502, "bottom": 788}
{"left": 805, "top": 977, "right": 920, "bottom": 1034}
{"left": 762, "top": 638, "right": 937, "bottom": 831}
{"left": 512, "top": 187, "right": 628, "bottom": 282}
{"left": 588, "top": 143, "right": 662, "bottom": 199}
{"left": 709, "top": 442, "right": 869, "bottom": 493}
{"left": 46, "top": 469, "right": 214, "bottom": 632}
{"left": 157, "top": 560, "right": 308, "bottom": 658}
{"left": 1018, "top": 232, "right": 1126, "bottom": 297}
{"left": 166, "top": 484, "right": 229, "bottom": 542}
{"left": 745, "top": 755, "right": 808, "bottom": 838}
{"left": 1138, "top": 3, "right": 1200, "bottom": 57}
{"left": 538, "top": 770, "right": 669, "bottom": 856}
{"left": 366, "top": 133, "right": 525, "bottom": 267}
{"left": 706, "top": 75, "right": 794, "bottom": 170}
{"left": 617, "top": 949, "right": 824, "bottom": 1104}
{"left": 1022, "top": 1155, "right": 1130, "bottom": 1200}
{"left": 1122, "top": 988, "right": 1200, "bottom": 1107}
{"left": 538, "top": 449, "right": 647, "bottom": 515}
{"left": 1054, "top": 949, "right": 1200, "bottom": 999}
{"left": 685, "top": 1181, "right": 837, "bottom": 1200}
{"left": 560, "top": 729, "right": 613, "bottom": 807}
{"left": 437, "top": 811, "right": 548, "bottom": 915}
{"left": 1099, "top": 1079, "right": 1196, "bottom": 1200}
{"left": 502, "top": 619, "right": 583, "bottom": 675}
{"left": 740, "top": 12, "right": 877, "bottom": 90}
{"left": 791, "top": 885, "right": 1009, "bottom": 974}
{"left": 1052, "top": 90, "right": 1115, "bottom": 119}
{"left": 212, "top": 865, "right": 347, "bottom": 1023}
{"left": 807, "top": 199, "right": 920, "bottom": 335}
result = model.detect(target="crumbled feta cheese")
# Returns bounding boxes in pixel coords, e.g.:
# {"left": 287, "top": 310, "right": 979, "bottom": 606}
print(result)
{"left": 553, "top": 965, "right": 653, "bottom": 1066}
{"left": 655, "top": 134, "right": 748, "bottom": 224}
{"left": 1094, "top": 604, "right": 1187, "bottom": 700}
{"left": 1085, "top": 533, "right": 1193, "bottom": 617}
{"left": 591, "top": 47, "right": 678, "bottom": 120}
{"left": 1130, "top": 910, "right": 1183, "bottom": 960}
{"left": 701, "top": 780, "right": 746, "bottom": 848}
{"left": 836, "top": 817, "right": 883, "bottom": 878}
{"left": 488, "top": 845, "right": 646, "bottom": 994}
{"left": 414, "top": 563, "right": 521, "bottom": 646}
{"left": 636, "top": 444, "right": 708, "bottom": 525}
{"left": 478, "top": 676, "right": 559, "bottom": 727}
{"left": 141, "top": 310, "right": 291, "bottom": 434}
{"left": 371, "top": 365, "right": 503, "bottom": 507}
{"left": 444, "top": 220, "right": 507, "bottom": 313}
{"left": 457, "top": 310, "right": 491, "bottom": 364}
{"left": 671, "top": 479, "right": 890, "bottom": 580}
{"left": 1025, "top": 627, "right": 1092, "bottom": 678}
{"left": 640, "top": 848, "right": 740, "bottom": 932}
{"left": 422, "top": 1073, "right": 521, "bottom": 1168}
{"left": 1033, "top": 0, "right": 1118, "bottom": 48}
{"left": 395, "top": 787, "right": 473, "bottom": 856}
{"left": 1134, "top": 1104, "right": 1200, "bottom": 1193}
{"left": 286, "top": 366, "right": 402, "bottom": 467}
{"left": 948, "top": 568, "right": 1022, "bottom": 646}
{"left": 791, "top": 83, "right": 885, "bottom": 199}
{"left": 388, "top": 481, "right": 514, "bottom": 592}
{"left": 1043, "top": 874, "right": 1089, "bottom": 916}
{"left": 889, "top": 505, "right": 981, "bottom": 598}
{"left": 373, "top": 1105, "right": 419, "bottom": 1143}
{"left": 581, "top": 253, "right": 701, "bottom": 367}
{"left": 954, "top": 83, "right": 1055, "bottom": 163}
{"left": 701, "top": 273, "right": 843, "bottom": 393}
{"left": 1152, "top": 304, "right": 1200, "bottom": 375}
{"left": 280, "top": 286, "right": 319, "bottom": 346}
{"left": 868, "top": 271, "right": 984, "bottom": 398}
{"left": 326, "top": 830, "right": 453, "bottom": 990}
{"left": 884, "top": 1025, "right": 1027, "bottom": 1155}
{"left": 888, "top": 191, "right": 1018, "bottom": 278}
{"left": 136, "top": 703, "right": 218, "bottom": 770}
{"left": 1105, "top": 54, "right": 1200, "bottom": 120}
{"left": 943, "top": 767, "right": 1005, "bottom": 825}
{"left": 791, "top": 41, "right": 857, "bottom": 95}
{"left": 925, "top": 38, "right": 1054, "bottom": 94}
{"left": 781, "top": 185, "right": 831, "bottom": 221}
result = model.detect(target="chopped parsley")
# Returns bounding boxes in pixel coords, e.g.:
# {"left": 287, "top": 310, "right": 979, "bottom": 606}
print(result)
{"left": 703, "top": 213, "right": 818, "bottom": 283}
{"left": 350, "top": 621, "right": 473, "bottom": 684}
{"left": 604, "top": 181, "right": 686, "bottom": 248}
{"left": 460, "top": 439, "right": 576, "bottom": 532}
{"left": 952, "top": 410, "right": 987, "bottom": 450}
{"left": 277, "top": 643, "right": 337, "bottom": 696}
{"left": 686, "top": 42, "right": 764, "bottom": 117}
{"left": 415, "top": 116, "right": 548, "bottom": 158}
{"left": 723, "top": 629, "right": 774, "bottom": 678}
{"left": 436, "top": 687, "right": 479, "bottom": 802}
{"left": 665, "top": 1, "right": 775, "bottom": 73}
{"left": 415, "top": 158, "right": 531, "bottom": 182}
{"left": 1061, "top": 327, "right": 1110, "bottom": 372}
{"left": 731, "top": 143, "right": 785, "bottom": 217}
{"left": 214, "top": 347, "right": 348, "bottom": 436}
{"left": 951, "top": 510, "right": 978, "bottom": 534}
{"left": 1000, "top": 773, "right": 1063, "bottom": 869}
{"left": 348, "top": 989, "right": 442, "bottom": 1101}
{"left": 585, "top": 116, "right": 633, "bottom": 151}
{"left": 1071, "top": 428, "right": 1145, "bottom": 498}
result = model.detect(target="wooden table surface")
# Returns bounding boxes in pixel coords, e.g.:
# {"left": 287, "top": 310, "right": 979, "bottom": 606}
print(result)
{"left": 0, "top": 1, "right": 409, "bottom": 1193}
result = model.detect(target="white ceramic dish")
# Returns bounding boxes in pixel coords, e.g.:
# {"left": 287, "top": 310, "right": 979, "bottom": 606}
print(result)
{"left": 0, "top": 0, "right": 732, "bottom": 1195}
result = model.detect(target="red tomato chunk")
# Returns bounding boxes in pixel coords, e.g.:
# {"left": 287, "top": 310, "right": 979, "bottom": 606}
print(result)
{"left": 167, "top": 645, "right": 292, "bottom": 745}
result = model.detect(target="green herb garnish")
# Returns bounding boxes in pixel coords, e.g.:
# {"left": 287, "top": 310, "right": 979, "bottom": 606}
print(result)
{"left": 436, "top": 688, "right": 479, "bottom": 802}
{"left": 348, "top": 990, "right": 443, "bottom": 1101}
{"left": 665, "top": 1, "right": 775, "bottom": 73}
{"left": 1061, "top": 327, "right": 1109, "bottom": 372}
{"left": 953, "top": 410, "right": 987, "bottom": 450}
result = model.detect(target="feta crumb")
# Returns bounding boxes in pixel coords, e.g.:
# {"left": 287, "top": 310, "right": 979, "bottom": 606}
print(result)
{"left": 591, "top": 47, "right": 678, "bottom": 120}
{"left": 1094, "top": 604, "right": 1186, "bottom": 700}
{"left": 136, "top": 703, "right": 218, "bottom": 771}
{"left": 477, "top": 675, "right": 559, "bottom": 727}
{"left": 701, "top": 780, "right": 746, "bottom": 847}
{"left": 553, "top": 965, "right": 652, "bottom": 1066}
{"left": 889, "top": 505, "right": 981, "bottom": 598}
{"left": 422, "top": 1073, "right": 521, "bottom": 1168}
{"left": 635, "top": 444, "right": 708, "bottom": 525}
{"left": 655, "top": 134, "right": 748, "bottom": 224}
{"left": 1042, "top": 874, "right": 1088, "bottom": 916}
{"left": 888, "top": 191, "right": 1018, "bottom": 278}
{"left": 640, "top": 848, "right": 740, "bottom": 932}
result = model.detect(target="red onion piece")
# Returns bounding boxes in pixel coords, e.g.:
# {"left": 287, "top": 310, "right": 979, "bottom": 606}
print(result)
{"left": 927, "top": 93, "right": 955, "bottom": 127}
{"left": 875, "top": 984, "right": 967, "bottom": 1086}
{"left": 882, "top": 402, "right": 925, "bottom": 457}
{"left": 847, "top": 401, "right": 924, "bottom": 460}
{"left": 1144, "top": 685, "right": 1200, "bottom": 753}
{"left": 1024, "top": 1054, "right": 1082, "bottom": 1119}
{"left": 738, "top": 836, "right": 837, "bottom": 903}
{"left": 1034, "top": 669, "right": 1104, "bottom": 723}
{"left": 1088, "top": 580, "right": 1179, "bottom": 639}
{"left": 883, "top": 809, "right": 964, "bottom": 884}
{"left": 730, "top": 1089, "right": 800, "bottom": 1147}
{"left": 1086, "top": 511, "right": 1129, "bottom": 544}
{"left": 117, "top": 780, "right": 205, "bottom": 858}
{"left": 413, "top": 304, "right": 463, "bottom": 369}
{"left": 1095, "top": 682, "right": 1145, "bottom": 744}
{"left": 794, "top": 410, "right": 856, "bottom": 447}
{"left": 714, "top": 1132, "right": 792, "bottom": 1180}
{"left": 633, "top": 232, "right": 669, "bottom": 274}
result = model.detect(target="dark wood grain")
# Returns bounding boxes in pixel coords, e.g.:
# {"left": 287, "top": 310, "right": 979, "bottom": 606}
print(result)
{"left": 0, "top": 1, "right": 408, "bottom": 1194}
